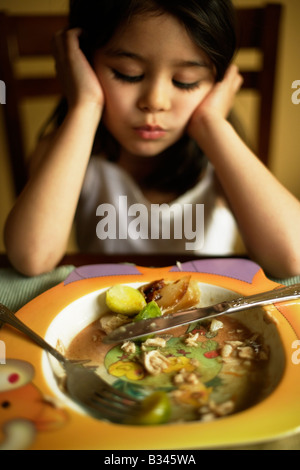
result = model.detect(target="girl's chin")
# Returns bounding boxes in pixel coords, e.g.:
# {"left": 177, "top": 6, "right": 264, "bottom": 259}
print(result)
{"left": 120, "top": 138, "right": 181, "bottom": 159}
{"left": 121, "top": 145, "right": 168, "bottom": 159}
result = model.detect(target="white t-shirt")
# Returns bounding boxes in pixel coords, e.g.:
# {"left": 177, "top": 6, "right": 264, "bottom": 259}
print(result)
{"left": 75, "top": 157, "right": 240, "bottom": 255}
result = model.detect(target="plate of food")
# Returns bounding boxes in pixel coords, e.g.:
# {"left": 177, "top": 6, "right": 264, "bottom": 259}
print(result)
{"left": 1, "top": 258, "right": 300, "bottom": 450}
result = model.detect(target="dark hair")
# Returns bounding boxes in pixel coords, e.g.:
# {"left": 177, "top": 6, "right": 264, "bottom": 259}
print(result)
{"left": 70, "top": 0, "right": 236, "bottom": 81}
{"left": 52, "top": 0, "right": 237, "bottom": 193}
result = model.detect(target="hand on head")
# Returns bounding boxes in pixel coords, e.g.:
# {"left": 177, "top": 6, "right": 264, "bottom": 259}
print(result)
{"left": 53, "top": 28, "right": 105, "bottom": 111}
{"left": 188, "top": 64, "right": 243, "bottom": 140}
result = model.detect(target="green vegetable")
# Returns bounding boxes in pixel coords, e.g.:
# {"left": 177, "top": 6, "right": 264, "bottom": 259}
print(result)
{"left": 128, "top": 391, "right": 171, "bottom": 425}
{"left": 134, "top": 301, "right": 162, "bottom": 322}
{"left": 106, "top": 284, "right": 146, "bottom": 316}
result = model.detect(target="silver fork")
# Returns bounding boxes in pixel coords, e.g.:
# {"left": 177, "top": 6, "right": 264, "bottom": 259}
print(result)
{"left": 0, "top": 303, "right": 141, "bottom": 423}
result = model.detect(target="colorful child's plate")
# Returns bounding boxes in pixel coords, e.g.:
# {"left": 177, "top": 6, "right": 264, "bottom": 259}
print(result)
{"left": 1, "top": 258, "right": 300, "bottom": 450}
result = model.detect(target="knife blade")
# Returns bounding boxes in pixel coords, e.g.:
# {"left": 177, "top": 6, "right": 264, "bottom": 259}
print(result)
{"left": 102, "top": 283, "right": 300, "bottom": 344}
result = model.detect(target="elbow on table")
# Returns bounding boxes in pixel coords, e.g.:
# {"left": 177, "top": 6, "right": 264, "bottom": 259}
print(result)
{"left": 281, "top": 252, "right": 300, "bottom": 278}
{"left": 263, "top": 250, "right": 300, "bottom": 280}
{"left": 4, "top": 219, "right": 65, "bottom": 276}
{"left": 8, "top": 254, "right": 58, "bottom": 277}
{"left": 5, "top": 241, "right": 61, "bottom": 277}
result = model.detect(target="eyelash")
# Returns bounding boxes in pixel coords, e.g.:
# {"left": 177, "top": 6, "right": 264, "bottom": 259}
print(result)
{"left": 112, "top": 69, "right": 143, "bottom": 83}
{"left": 173, "top": 80, "right": 201, "bottom": 91}
{"left": 111, "top": 69, "right": 201, "bottom": 91}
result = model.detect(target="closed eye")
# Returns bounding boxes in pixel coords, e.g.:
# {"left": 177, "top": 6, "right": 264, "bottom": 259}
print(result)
{"left": 112, "top": 69, "right": 201, "bottom": 91}
{"left": 112, "top": 69, "right": 143, "bottom": 83}
{"left": 173, "top": 79, "right": 201, "bottom": 91}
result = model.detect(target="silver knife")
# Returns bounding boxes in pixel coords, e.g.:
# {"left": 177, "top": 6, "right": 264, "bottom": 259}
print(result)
{"left": 102, "top": 283, "right": 300, "bottom": 343}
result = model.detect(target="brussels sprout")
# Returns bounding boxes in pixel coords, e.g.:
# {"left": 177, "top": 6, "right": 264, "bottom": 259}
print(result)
{"left": 106, "top": 284, "right": 146, "bottom": 316}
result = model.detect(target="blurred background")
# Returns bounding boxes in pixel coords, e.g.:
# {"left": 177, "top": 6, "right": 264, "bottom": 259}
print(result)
{"left": 0, "top": 0, "right": 299, "bottom": 254}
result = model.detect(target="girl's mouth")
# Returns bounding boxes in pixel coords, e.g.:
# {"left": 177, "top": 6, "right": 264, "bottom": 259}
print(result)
{"left": 134, "top": 125, "right": 167, "bottom": 140}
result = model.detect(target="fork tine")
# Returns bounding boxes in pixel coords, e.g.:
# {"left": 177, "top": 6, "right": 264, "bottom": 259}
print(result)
{"left": 94, "top": 391, "right": 135, "bottom": 408}
{"left": 93, "top": 391, "right": 140, "bottom": 411}
{"left": 88, "top": 374, "right": 140, "bottom": 402}
{"left": 68, "top": 389, "right": 135, "bottom": 423}
{"left": 96, "top": 386, "right": 139, "bottom": 404}
{"left": 86, "top": 397, "right": 139, "bottom": 422}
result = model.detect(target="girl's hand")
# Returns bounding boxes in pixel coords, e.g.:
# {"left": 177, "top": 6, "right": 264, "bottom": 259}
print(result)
{"left": 53, "top": 28, "right": 105, "bottom": 111}
{"left": 188, "top": 64, "right": 243, "bottom": 141}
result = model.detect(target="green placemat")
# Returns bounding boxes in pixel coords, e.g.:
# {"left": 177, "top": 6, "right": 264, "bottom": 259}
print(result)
{"left": 0, "top": 265, "right": 75, "bottom": 312}
{"left": 269, "top": 275, "right": 300, "bottom": 286}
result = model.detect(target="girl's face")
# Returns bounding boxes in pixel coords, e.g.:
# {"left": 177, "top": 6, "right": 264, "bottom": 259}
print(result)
{"left": 94, "top": 12, "right": 215, "bottom": 159}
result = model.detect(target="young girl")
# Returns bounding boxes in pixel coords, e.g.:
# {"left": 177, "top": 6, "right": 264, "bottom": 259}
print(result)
{"left": 4, "top": 0, "right": 300, "bottom": 278}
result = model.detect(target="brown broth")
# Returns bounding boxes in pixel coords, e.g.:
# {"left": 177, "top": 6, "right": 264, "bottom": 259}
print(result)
{"left": 66, "top": 314, "right": 268, "bottom": 422}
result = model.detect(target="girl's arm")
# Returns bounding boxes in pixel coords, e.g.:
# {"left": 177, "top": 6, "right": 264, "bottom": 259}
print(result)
{"left": 4, "top": 29, "right": 104, "bottom": 276}
{"left": 188, "top": 65, "right": 300, "bottom": 278}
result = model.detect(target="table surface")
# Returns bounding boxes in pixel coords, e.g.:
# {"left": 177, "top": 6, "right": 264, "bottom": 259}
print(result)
{"left": 0, "top": 252, "right": 229, "bottom": 268}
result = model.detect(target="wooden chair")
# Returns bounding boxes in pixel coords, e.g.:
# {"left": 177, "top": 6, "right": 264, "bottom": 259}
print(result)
{"left": 0, "top": 13, "right": 67, "bottom": 195}
{"left": 0, "top": 4, "right": 282, "bottom": 196}
{"left": 236, "top": 4, "right": 282, "bottom": 167}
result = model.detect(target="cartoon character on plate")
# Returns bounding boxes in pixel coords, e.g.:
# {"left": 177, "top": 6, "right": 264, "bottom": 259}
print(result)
{"left": 0, "top": 359, "right": 68, "bottom": 450}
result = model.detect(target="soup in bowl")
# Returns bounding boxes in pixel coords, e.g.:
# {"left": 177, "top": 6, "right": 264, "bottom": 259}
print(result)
{"left": 43, "top": 277, "right": 285, "bottom": 425}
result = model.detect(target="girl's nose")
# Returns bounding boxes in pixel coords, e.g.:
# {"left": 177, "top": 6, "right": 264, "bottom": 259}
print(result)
{"left": 137, "top": 79, "right": 171, "bottom": 113}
